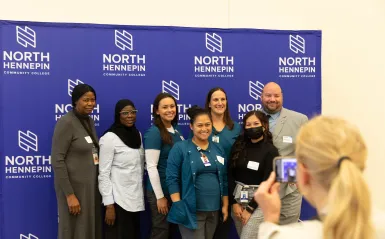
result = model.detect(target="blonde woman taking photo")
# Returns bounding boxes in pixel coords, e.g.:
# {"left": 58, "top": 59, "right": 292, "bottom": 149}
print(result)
{"left": 254, "top": 116, "right": 385, "bottom": 239}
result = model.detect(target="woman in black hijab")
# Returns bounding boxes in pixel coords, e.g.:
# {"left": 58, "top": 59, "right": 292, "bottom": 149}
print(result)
{"left": 98, "top": 99, "right": 145, "bottom": 239}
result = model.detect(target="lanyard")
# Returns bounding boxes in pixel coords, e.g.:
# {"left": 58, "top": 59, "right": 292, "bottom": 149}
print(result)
{"left": 75, "top": 113, "right": 99, "bottom": 151}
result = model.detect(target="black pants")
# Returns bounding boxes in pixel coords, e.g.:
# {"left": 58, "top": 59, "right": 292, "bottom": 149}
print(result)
{"left": 146, "top": 190, "right": 180, "bottom": 239}
{"left": 213, "top": 205, "right": 233, "bottom": 239}
{"left": 104, "top": 203, "right": 141, "bottom": 239}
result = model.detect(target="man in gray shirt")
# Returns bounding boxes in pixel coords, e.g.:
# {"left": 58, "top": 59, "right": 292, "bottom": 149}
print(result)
{"left": 260, "top": 82, "right": 308, "bottom": 225}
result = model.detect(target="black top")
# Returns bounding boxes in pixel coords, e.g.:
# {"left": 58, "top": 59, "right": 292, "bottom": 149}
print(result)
{"left": 228, "top": 139, "right": 279, "bottom": 208}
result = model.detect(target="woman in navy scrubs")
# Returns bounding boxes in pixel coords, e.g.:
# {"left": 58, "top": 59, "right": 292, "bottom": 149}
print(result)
{"left": 166, "top": 106, "right": 228, "bottom": 239}
{"left": 144, "top": 93, "right": 184, "bottom": 239}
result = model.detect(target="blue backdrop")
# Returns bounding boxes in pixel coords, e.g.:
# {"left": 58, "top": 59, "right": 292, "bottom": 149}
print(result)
{"left": 0, "top": 20, "right": 321, "bottom": 239}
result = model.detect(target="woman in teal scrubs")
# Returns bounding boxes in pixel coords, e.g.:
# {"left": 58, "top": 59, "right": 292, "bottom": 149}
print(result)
{"left": 205, "top": 87, "right": 241, "bottom": 238}
{"left": 205, "top": 87, "right": 241, "bottom": 160}
{"left": 166, "top": 106, "right": 228, "bottom": 239}
{"left": 144, "top": 93, "right": 184, "bottom": 239}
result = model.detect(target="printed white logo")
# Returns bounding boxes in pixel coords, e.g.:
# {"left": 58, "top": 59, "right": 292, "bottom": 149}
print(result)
{"left": 68, "top": 79, "right": 84, "bottom": 97}
{"left": 249, "top": 81, "right": 265, "bottom": 101}
{"left": 289, "top": 35, "right": 305, "bottom": 54}
{"left": 279, "top": 34, "right": 316, "bottom": 78}
{"left": 18, "top": 130, "right": 38, "bottom": 152}
{"left": 16, "top": 26, "right": 36, "bottom": 48}
{"left": 205, "top": 33, "right": 222, "bottom": 53}
{"left": 150, "top": 81, "right": 191, "bottom": 125}
{"left": 115, "top": 30, "right": 133, "bottom": 51}
{"left": 5, "top": 131, "right": 51, "bottom": 180}
{"left": 20, "top": 233, "right": 39, "bottom": 239}
{"left": 102, "top": 30, "right": 145, "bottom": 77}
{"left": 3, "top": 26, "right": 50, "bottom": 76}
{"left": 162, "top": 80, "right": 180, "bottom": 100}
{"left": 194, "top": 33, "right": 233, "bottom": 79}
{"left": 237, "top": 81, "right": 264, "bottom": 121}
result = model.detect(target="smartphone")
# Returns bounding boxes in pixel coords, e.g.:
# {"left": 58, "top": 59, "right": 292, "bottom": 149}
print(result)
{"left": 273, "top": 156, "right": 298, "bottom": 183}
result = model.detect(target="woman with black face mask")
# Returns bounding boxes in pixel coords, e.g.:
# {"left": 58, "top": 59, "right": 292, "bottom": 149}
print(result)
{"left": 227, "top": 110, "right": 279, "bottom": 239}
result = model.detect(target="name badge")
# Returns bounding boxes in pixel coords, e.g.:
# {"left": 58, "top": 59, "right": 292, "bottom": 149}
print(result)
{"left": 92, "top": 146, "right": 99, "bottom": 165}
{"left": 93, "top": 153, "right": 99, "bottom": 165}
{"left": 216, "top": 155, "right": 224, "bottom": 165}
{"left": 201, "top": 154, "right": 211, "bottom": 167}
{"left": 212, "top": 135, "right": 219, "bottom": 143}
{"left": 85, "top": 136, "right": 93, "bottom": 143}
{"left": 247, "top": 161, "right": 259, "bottom": 171}
{"left": 283, "top": 136, "right": 293, "bottom": 143}
{"left": 240, "top": 191, "right": 249, "bottom": 203}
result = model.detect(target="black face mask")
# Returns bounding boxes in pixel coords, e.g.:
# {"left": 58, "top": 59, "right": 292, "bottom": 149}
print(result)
{"left": 244, "top": 126, "right": 264, "bottom": 139}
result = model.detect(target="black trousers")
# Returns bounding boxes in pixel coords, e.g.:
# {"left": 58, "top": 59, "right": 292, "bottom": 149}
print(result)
{"left": 213, "top": 205, "right": 233, "bottom": 239}
{"left": 104, "top": 203, "right": 141, "bottom": 239}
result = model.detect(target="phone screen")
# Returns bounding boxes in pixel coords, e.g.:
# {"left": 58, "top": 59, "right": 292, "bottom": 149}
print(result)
{"left": 275, "top": 158, "right": 297, "bottom": 183}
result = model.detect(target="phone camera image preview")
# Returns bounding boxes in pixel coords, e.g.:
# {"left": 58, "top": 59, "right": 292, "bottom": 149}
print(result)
{"left": 277, "top": 158, "right": 297, "bottom": 182}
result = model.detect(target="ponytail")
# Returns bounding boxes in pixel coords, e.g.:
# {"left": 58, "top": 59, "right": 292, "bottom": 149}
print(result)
{"left": 295, "top": 116, "right": 375, "bottom": 239}
{"left": 323, "top": 160, "right": 373, "bottom": 239}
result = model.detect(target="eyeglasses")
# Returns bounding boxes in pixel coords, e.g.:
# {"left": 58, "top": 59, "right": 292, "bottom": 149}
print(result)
{"left": 120, "top": 110, "right": 138, "bottom": 116}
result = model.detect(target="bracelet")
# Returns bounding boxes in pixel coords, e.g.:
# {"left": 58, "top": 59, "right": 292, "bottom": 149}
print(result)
{"left": 246, "top": 206, "right": 254, "bottom": 213}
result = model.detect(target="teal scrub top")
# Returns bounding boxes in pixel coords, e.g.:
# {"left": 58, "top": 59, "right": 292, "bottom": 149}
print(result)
{"left": 195, "top": 151, "right": 221, "bottom": 211}
{"left": 210, "top": 122, "right": 241, "bottom": 159}
{"left": 144, "top": 124, "right": 184, "bottom": 195}
{"left": 166, "top": 139, "right": 228, "bottom": 229}
{"left": 188, "top": 122, "right": 241, "bottom": 159}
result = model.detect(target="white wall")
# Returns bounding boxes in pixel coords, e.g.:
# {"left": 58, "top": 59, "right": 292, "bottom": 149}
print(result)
{"left": 1, "top": 0, "right": 385, "bottom": 210}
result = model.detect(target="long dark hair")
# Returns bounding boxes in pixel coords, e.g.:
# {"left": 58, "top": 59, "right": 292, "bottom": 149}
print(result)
{"left": 230, "top": 110, "right": 272, "bottom": 167}
{"left": 152, "top": 93, "right": 179, "bottom": 145}
{"left": 205, "top": 87, "right": 235, "bottom": 130}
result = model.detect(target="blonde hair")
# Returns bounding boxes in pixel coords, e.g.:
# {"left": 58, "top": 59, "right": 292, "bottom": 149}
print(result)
{"left": 295, "top": 115, "right": 373, "bottom": 239}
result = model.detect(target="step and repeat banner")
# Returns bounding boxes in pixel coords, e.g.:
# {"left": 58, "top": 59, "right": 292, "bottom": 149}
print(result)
{"left": 0, "top": 20, "right": 321, "bottom": 239}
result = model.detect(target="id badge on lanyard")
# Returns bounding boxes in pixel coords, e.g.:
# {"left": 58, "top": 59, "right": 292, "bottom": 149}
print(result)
{"left": 200, "top": 152, "right": 211, "bottom": 167}
{"left": 240, "top": 186, "right": 249, "bottom": 203}
{"left": 212, "top": 135, "right": 219, "bottom": 143}
{"left": 92, "top": 145, "right": 99, "bottom": 165}
{"left": 175, "top": 129, "right": 185, "bottom": 141}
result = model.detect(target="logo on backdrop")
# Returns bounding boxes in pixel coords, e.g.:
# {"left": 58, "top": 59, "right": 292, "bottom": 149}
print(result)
{"left": 20, "top": 233, "right": 39, "bottom": 239}
{"left": 206, "top": 33, "right": 222, "bottom": 53}
{"left": 193, "top": 33, "right": 235, "bottom": 79}
{"left": 102, "top": 30, "right": 146, "bottom": 77}
{"left": 237, "top": 81, "right": 264, "bottom": 122}
{"left": 115, "top": 30, "right": 133, "bottom": 51}
{"left": 249, "top": 81, "right": 264, "bottom": 101}
{"left": 289, "top": 35, "right": 305, "bottom": 54}
{"left": 68, "top": 79, "right": 84, "bottom": 97}
{"left": 2, "top": 26, "right": 50, "bottom": 76}
{"left": 278, "top": 35, "right": 316, "bottom": 79}
{"left": 18, "top": 130, "right": 38, "bottom": 152}
{"left": 16, "top": 26, "right": 36, "bottom": 48}
{"left": 150, "top": 81, "right": 191, "bottom": 126}
{"left": 54, "top": 79, "right": 100, "bottom": 126}
{"left": 4, "top": 130, "right": 51, "bottom": 180}
{"left": 162, "top": 80, "right": 180, "bottom": 100}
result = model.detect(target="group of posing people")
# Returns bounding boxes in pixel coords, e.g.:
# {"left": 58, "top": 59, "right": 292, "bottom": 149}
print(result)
{"left": 51, "top": 82, "right": 384, "bottom": 239}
